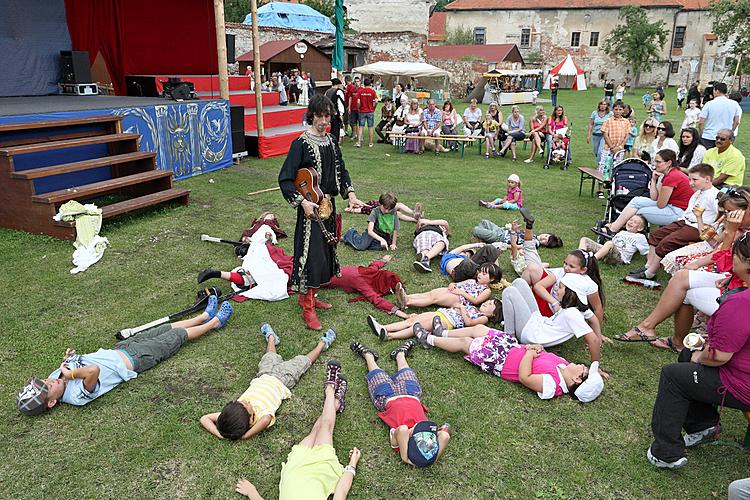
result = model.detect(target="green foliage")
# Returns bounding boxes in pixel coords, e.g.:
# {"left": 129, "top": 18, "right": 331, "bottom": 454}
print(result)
{"left": 602, "top": 5, "right": 669, "bottom": 86}
{"left": 433, "top": 0, "right": 452, "bottom": 12}
{"left": 526, "top": 50, "right": 541, "bottom": 63}
{"left": 443, "top": 24, "right": 474, "bottom": 45}
{"left": 710, "top": 0, "right": 750, "bottom": 60}
{"left": 223, "top": 0, "right": 252, "bottom": 23}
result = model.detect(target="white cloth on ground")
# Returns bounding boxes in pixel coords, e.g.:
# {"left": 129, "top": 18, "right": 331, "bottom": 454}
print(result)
{"left": 248, "top": 223, "right": 278, "bottom": 245}
{"left": 53, "top": 201, "right": 108, "bottom": 274}
{"left": 233, "top": 241, "right": 289, "bottom": 301}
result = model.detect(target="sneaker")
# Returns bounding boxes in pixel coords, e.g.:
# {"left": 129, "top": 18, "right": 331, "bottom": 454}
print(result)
{"left": 320, "top": 328, "right": 336, "bottom": 350}
{"left": 629, "top": 265, "right": 647, "bottom": 275}
{"left": 646, "top": 447, "right": 687, "bottom": 469}
{"left": 519, "top": 207, "right": 535, "bottom": 229}
{"left": 260, "top": 323, "right": 280, "bottom": 345}
{"left": 479, "top": 200, "right": 489, "bottom": 208}
{"left": 334, "top": 375, "right": 348, "bottom": 414}
{"left": 355, "top": 143, "right": 361, "bottom": 148}
{"left": 432, "top": 315, "right": 446, "bottom": 337}
{"left": 390, "top": 339, "right": 417, "bottom": 360}
{"left": 204, "top": 295, "right": 219, "bottom": 320}
{"left": 325, "top": 360, "right": 341, "bottom": 387}
{"left": 523, "top": 158, "right": 533, "bottom": 163}
{"left": 596, "top": 191, "right": 605, "bottom": 199}
{"left": 369, "top": 143, "right": 374, "bottom": 148}
{"left": 413, "top": 258, "right": 432, "bottom": 273}
{"left": 485, "top": 153, "right": 490, "bottom": 159}
{"left": 214, "top": 301, "right": 233, "bottom": 330}
{"left": 684, "top": 425, "right": 719, "bottom": 448}
{"left": 628, "top": 270, "right": 649, "bottom": 280}
{"left": 413, "top": 323, "right": 431, "bottom": 348}
{"left": 367, "top": 315, "right": 387, "bottom": 341}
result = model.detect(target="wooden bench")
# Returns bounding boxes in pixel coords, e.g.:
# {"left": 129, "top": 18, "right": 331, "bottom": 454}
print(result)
{"left": 578, "top": 166, "right": 605, "bottom": 197}
{"left": 385, "top": 132, "right": 477, "bottom": 159}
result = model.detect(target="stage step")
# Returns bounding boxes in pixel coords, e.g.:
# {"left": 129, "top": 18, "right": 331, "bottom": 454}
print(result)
{"left": 245, "top": 123, "right": 307, "bottom": 158}
{"left": 243, "top": 106, "right": 307, "bottom": 132}
{"left": 0, "top": 116, "right": 123, "bottom": 148}
{"left": 0, "top": 115, "right": 120, "bottom": 133}
{"left": 12, "top": 151, "right": 156, "bottom": 180}
{"left": 32, "top": 170, "right": 174, "bottom": 205}
{"left": 0, "top": 133, "right": 139, "bottom": 159}
{"left": 52, "top": 188, "right": 191, "bottom": 225}
{"left": 197, "top": 90, "right": 280, "bottom": 109}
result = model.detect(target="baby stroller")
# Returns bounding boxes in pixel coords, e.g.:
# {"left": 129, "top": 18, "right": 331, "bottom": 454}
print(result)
{"left": 544, "top": 128, "right": 572, "bottom": 170}
{"left": 602, "top": 157, "right": 651, "bottom": 224}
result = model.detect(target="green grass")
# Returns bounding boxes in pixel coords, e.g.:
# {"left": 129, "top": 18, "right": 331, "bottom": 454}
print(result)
{"left": 0, "top": 88, "right": 748, "bottom": 499}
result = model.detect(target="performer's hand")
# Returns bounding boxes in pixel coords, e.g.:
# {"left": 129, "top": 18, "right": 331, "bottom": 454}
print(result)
{"left": 348, "top": 193, "right": 364, "bottom": 210}
{"left": 301, "top": 200, "right": 318, "bottom": 218}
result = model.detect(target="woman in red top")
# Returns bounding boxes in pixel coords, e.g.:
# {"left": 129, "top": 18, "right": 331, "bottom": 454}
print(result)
{"left": 601, "top": 149, "right": 693, "bottom": 236}
{"left": 545, "top": 105, "right": 569, "bottom": 157}
{"left": 616, "top": 204, "right": 750, "bottom": 349}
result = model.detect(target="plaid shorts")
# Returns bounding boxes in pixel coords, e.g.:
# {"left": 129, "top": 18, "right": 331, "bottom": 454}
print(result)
{"left": 413, "top": 230, "right": 448, "bottom": 257}
{"left": 366, "top": 368, "right": 422, "bottom": 412}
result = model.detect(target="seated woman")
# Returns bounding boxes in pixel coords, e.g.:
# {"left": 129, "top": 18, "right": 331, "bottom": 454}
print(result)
{"left": 497, "top": 105, "right": 526, "bottom": 161}
{"left": 597, "top": 150, "right": 693, "bottom": 237}
{"left": 234, "top": 364, "right": 360, "bottom": 500}
{"left": 403, "top": 99, "right": 423, "bottom": 154}
{"left": 524, "top": 106, "right": 547, "bottom": 163}
{"left": 394, "top": 263, "right": 500, "bottom": 310}
{"left": 441, "top": 100, "right": 460, "bottom": 150}
{"left": 366, "top": 297, "right": 502, "bottom": 341}
{"left": 615, "top": 206, "right": 750, "bottom": 351}
{"left": 412, "top": 320, "right": 606, "bottom": 402}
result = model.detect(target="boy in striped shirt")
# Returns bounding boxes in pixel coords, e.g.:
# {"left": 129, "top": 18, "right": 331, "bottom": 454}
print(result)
{"left": 200, "top": 324, "right": 337, "bottom": 440}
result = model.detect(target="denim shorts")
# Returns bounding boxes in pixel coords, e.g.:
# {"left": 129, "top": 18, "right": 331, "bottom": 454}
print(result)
{"left": 348, "top": 110, "right": 360, "bottom": 125}
{"left": 358, "top": 112, "right": 375, "bottom": 127}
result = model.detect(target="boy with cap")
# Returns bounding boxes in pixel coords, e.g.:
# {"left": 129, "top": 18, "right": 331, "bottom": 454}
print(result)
{"left": 17, "top": 297, "right": 233, "bottom": 416}
{"left": 349, "top": 340, "right": 452, "bottom": 467}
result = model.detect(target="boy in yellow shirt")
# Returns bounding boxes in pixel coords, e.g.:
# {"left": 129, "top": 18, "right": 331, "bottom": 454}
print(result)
{"left": 200, "top": 324, "right": 337, "bottom": 440}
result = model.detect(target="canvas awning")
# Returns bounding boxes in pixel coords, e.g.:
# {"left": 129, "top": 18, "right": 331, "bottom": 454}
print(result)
{"left": 352, "top": 61, "right": 449, "bottom": 78}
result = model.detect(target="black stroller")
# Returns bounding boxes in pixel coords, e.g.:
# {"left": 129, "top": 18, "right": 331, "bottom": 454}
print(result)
{"left": 593, "top": 158, "right": 651, "bottom": 242}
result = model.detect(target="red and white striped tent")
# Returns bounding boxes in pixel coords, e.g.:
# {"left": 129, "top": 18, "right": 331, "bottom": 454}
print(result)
{"left": 543, "top": 54, "right": 587, "bottom": 91}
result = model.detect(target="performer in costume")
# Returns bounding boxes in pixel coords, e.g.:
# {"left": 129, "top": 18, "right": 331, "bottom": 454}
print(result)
{"left": 279, "top": 95, "right": 363, "bottom": 330}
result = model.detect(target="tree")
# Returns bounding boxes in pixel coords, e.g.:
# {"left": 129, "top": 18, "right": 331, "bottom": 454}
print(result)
{"left": 710, "top": 0, "right": 750, "bottom": 82}
{"left": 433, "top": 0, "right": 453, "bottom": 12}
{"left": 602, "top": 5, "right": 669, "bottom": 88}
{"left": 224, "top": 0, "right": 252, "bottom": 23}
{"left": 443, "top": 25, "right": 474, "bottom": 45}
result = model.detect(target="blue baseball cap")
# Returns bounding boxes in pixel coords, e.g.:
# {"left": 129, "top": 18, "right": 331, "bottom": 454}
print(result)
{"left": 407, "top": 420, "right": 440, "bottom": 467}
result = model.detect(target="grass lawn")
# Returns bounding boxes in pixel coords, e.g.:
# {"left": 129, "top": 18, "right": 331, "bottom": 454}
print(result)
{"left": 1, "top": 87, "right": 748, "bottom": 499}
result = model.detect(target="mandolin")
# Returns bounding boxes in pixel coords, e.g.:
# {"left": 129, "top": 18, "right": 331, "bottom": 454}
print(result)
{"left": 293, "top": 167, "right": 337, "bottom": 245}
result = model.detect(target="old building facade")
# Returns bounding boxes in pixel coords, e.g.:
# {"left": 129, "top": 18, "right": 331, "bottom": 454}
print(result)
{"left": 442, "top": 0, "right": 730, "bottom": 87}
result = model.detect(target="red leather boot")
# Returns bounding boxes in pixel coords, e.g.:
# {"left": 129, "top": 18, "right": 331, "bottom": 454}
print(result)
{"left": 314, "top": 293, "right": 333, "bottom": 310}
{"left": 300, "top": 288, "right": 322, "bottom": 330}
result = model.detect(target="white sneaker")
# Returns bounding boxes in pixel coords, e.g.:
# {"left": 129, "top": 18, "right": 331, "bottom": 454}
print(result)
{"left": 683, "top": 425, "right": 719, "bottom": 447}
{"left": 523, "top": 158, "right": 533, "bottom": 163}
{"left": 367, "top": 315, "right": 386, "bottom": 340}
{"left": 646, "top": 447, "right": 687, "bottom": 469}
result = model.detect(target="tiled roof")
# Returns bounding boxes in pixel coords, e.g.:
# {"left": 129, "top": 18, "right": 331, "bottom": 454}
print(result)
{"left": 429, "top": 12, "right": 448, "bottom": 42}
{"left": 445, "top": 0, "right": 691, "bottom": 10}
{"left": 237, "top": 40, "right": 301, "bottom": 62}
{"left": 425, "top": 43, "right": 520, "bottom": 63}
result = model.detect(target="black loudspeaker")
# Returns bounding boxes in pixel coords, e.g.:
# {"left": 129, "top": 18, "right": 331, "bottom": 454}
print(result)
{"left": 226, "top": 34, "right": 236, "bottom": 64}
{"left": 230, "top": 105, "right": 245, "bottom": 154}
{"left": 60, "top": 50, "right": 92, "bottom": 84}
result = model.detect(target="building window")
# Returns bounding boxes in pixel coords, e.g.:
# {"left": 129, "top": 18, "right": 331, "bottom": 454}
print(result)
{"left": 670, "top": 60, "right": 680, "bottom": 73}
{"left": 474, "top": 27, "right": 486, "bottom": 45}
{"left": 590, "top": 31, "right": 599, "bottom": 47}
{"left": 673, "top": 26, "right": 686, "bottom": 48}
{"left": 520, "top": 28, "right": 531, "bottom": 48}
{"left": 571, "top": 32, "right": 581, "bottom": 47}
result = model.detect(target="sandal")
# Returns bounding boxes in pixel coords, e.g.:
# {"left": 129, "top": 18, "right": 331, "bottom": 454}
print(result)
{"left": 413, "top": 323, "right": 431, "bottom": 348}
{"left": 651, "top": 336, "right": 682, "bottom": 353}
{"left": 350, "top": 341, "right": 379, "bottom": 361}
{"left": 390, "top": 339, "right": 417, "bottom": 360}
{"left": 324, "top": 360, "right": 341, "bottom": 388}
{"left": 614, "top": 326, "right": 657, "bottom": 342}
{"left": 591, "top": 226, "right": 615, "bottom": 240}
{"left": 334, "top": 375, "right": 348, "bottom": 414}
{"left": 432, "top": 315, "right": 446, "bottom": 337}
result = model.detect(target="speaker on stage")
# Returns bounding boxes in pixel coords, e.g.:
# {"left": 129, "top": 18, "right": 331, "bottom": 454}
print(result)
{"left": 230, "top": 105, "right": 246, "bottom": 154}
{"left": 226, "top": 34, "right": 236, "bottom": 64}
{"left": 60, "top": 51, "right": 92, "bottom": 84}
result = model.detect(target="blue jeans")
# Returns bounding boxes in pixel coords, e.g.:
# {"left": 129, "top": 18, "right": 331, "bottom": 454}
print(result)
{"left": 591, "top": 133, "right": 604, "bottom": 163}
{"left": 626, "top": 197, "right": 685, "bottom": 226}
{"left": 343, "top": 228, "right": 381, "bottom": 250}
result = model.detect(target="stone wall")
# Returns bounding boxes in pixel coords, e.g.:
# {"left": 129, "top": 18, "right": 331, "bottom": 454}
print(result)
{"left": 444, "top": 8, "right": 730, "bottom": 87}
{"left": 360, "top": 32, "right": 427, "bottom": 63}
{"left": 347, "top": 0, "right": 432, "bottom": 35}
{"left": 427, "top": 58, "right": 489, "bottom": 100}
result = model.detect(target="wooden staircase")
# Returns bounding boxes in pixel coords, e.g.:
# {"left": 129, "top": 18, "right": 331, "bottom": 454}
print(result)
{"left": 0, "top": 115, "right": 190, "bottom": 240}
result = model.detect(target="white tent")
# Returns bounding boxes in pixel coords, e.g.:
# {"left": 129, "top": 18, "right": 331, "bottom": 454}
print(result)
{"left": 352, "top": 61, "right": 449, "bottom": 79}
{"left": 543, "top": 55, "right": 587, "bottom": 91}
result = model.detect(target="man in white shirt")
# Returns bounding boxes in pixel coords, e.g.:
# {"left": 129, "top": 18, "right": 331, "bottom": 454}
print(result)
{"left": 698, "top": 82, "right": 741, "bottom": 149}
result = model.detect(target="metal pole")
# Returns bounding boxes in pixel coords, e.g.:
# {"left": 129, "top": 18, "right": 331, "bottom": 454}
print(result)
{"left": 732, "top": 53, "right": 743, "bottom": 91}
{"left": 250, "top": 0, "right": 264, "bottom": 136}
{"left": 213, "top": 0, "right": 230, "bottom": 100}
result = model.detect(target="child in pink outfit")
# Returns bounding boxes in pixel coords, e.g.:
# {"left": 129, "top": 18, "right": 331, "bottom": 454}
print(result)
{"left": 480, "top": 174, "right": 523, "bottom": 210}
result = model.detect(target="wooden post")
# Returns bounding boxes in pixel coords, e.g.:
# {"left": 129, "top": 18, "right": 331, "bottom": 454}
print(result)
{"left": 250, "top": 0, "right": 265, "bottom": 136}
{"left": 213, "top": 0, "right": 230, "bottom": 100}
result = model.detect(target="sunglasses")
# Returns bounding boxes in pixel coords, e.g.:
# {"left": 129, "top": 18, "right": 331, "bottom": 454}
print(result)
{"left": 657, "top": 127, "right": 666, "bottom": 131}
{"left": 715, "top": 136, "right": 730, "bottom": 141}
{"left": 644, "top": 124, "right": 655, "bottom": 129}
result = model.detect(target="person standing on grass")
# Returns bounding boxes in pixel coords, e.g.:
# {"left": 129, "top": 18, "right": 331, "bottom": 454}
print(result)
{"left": 550, "top": 77, "right": 559, "bottom": 107}
{"left": 596, "top": 100, "right": 631, "bottom": 195}
{"left": 200, "top": 324, "right": 336, "bottom": 440}
{"left": 325, "top": 78, "right": 346, "bottom": 145}
{"left": 349, "top": 340, "right": 453, "bottom": 467}
{"left": 615, "top": 81, "right": 626, "bottom": 102}
{"left": 698, "top": 82, "right": 742, "bottom": 150}
{"left": 234, "top": 362, "right": 360, "bottom": 500}
{"left": 16, "top": 296, "right": 233, "bottom": 415}
{"left": 676, "top": 83, "right": 687, "bottom": 109}
{"left": 278, "top": 95, "right": 364, "bottom": 331}
{"left": 346, "top": 77, "right": 361, "bottom": 140}
{"left": 356, "top": 78, "right": 378, "bottom": 148}
{"left": 604, "top": 78, "right": 615, "bottom": 107}
{"left": 587, "top": 100, "right": 612, "bottom": 166}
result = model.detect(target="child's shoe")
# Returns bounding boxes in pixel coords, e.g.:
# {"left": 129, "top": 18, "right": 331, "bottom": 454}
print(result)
{"left": 484, "top": 153, "right": 489, "bottom": 159}
{"left": 479, "top": 200, "right": 489, "bottom": 208}
{"left": 325, "top": 359, "right": 341, "bottom": 388}
{"left": 413, "top": 323, "right": 431, "bottom": 348}
{"left": 214, "top": 301, "right": 233, "bottom": 330}
{"left": 519, "top": 207, "right": 535, "bottom": 229}
{"left": 204, "top": 295, "right": 218, "bottom": 322}
{"left": 350, "top": 341, "right": 379, "bottom": 361}
{"left": 432, "top": 315, "right": 446, "bottom": 337}
{"left": 390, "top": 339, "right": 417, "bottom": 360}
{"left": 197, "top": 268, "right": 220, "bottom": 283}
{"left": 367, "top": 315, "right": 387, "bottom": 341}
{"left": 260, "top": 323, "right": 280, "bottom": 345}
{"left": 413, "top": 256, "right": 432, "bottom": 273}
{"left": 334, "top": 375, "right": 348, "bottom": 414}
{"left": 321, "top": 328, "right": 336, "bottom": 350}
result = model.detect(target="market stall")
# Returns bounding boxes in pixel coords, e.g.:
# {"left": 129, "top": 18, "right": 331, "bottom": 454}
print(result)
{"left": 352, "top": 61, "right": 450, "bottom": 103}
{"left": 473, "top": 69, "right": 542, "bottom": 105}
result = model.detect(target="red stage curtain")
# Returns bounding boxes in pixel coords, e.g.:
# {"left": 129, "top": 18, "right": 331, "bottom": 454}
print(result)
{"left": 65, "top": 0, "right": 218, "bottom": 94}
